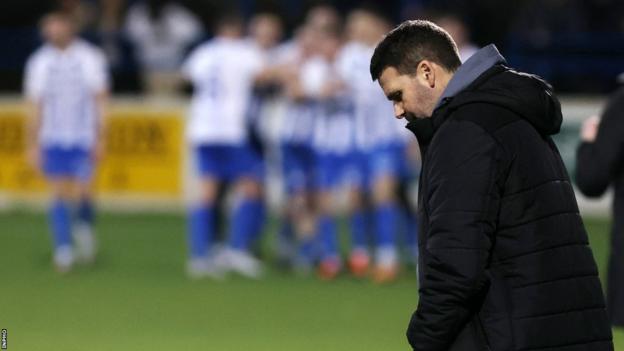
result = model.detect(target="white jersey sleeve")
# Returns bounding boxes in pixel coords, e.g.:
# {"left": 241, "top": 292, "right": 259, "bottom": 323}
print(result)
{"left": 181, "top": 44, "right": 212, "bottom": 85}
{"left": 84, "top": 47, "right": 109, "bottom": 94}
{"left": 24, "top": 50, "right": 46, "bottom": 101}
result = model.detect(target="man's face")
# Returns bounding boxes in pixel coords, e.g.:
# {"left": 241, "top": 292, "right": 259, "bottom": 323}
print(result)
{"left": 252, "top": 16, "right": 282, "bottom": 49}
{"left": 378, "top": 66, "right": 438, "bottom": 122}
{"left": 42, "top": 16, "right": 74, "bottom": 48}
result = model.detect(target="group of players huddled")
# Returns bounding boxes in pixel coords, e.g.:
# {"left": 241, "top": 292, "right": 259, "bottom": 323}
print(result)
{"left": 26, "top": 5, "right": 422, "bottom": 283}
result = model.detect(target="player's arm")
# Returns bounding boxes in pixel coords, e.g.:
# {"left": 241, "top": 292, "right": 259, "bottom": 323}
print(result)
{"left": 319, "top": 78, "right": 345, "bottom": 100}
{"left": 92, "top": 89, "right": 109, "bottom": 162}
{"left": 25, "top": 97, "right": 42, "bottom": 168}
{"left": 253, "top": 64, "right": 283, "bottom": 87}
{"left": 23, "top": 56, "right": 43, "bottom": 169}
{"left": 180, "top": 45, "right": 209, "bottom": 84}
{"left": 280, "top": 63, "right": 307, "bottom": 101}
{"left": 90, "top": 49, "right": 111, "bottom": 163}
{"left": 407, "top": 113, "right": 503, "bottom": 351}
{"left": 576, "top": 88, "right": 624, "bottom": 197}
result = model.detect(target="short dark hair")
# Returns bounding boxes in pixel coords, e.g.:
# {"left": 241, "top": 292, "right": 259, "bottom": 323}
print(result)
{"left": 40, "top": 11, "right": 74, "bottom": 28}
{"left": 370, "top": 20, "right": 461, "bottom": 81}
{"left": 214, "top": 8, "right": 244, "bottom": 32}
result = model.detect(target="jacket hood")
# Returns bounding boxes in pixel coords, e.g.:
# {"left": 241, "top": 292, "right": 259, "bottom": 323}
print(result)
{"left": 447, "top": 66, "right": 563, "bottom": 136}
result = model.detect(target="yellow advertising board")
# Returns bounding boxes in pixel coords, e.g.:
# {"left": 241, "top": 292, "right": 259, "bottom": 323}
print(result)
{"left": 0, "top": 104, "right": 184, "bottom": 197}
{"left": 96, "top": 110, "right": 183, "bottom": 195}
{"left": 0, "top": 106, "right": 47, "bottom": 192}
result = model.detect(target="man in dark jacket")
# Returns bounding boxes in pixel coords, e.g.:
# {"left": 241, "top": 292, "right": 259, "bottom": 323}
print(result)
{"left": 576, "top": 88, "right": 624, "bottom": 328}
{"left": 370, "top": 20, "right": 613, "bottom": 351}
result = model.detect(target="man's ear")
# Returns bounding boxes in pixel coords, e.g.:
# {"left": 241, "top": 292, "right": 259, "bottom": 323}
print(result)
{"left": 417, "top": 60, "right": 436, "bottom": 88}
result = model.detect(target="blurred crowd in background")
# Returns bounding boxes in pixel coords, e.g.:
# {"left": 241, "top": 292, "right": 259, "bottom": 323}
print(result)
{"left": 7, "top": 0, "right": 624, "bottom": 283}
{"left": 2, "top": 0, "right": 624, "bottom": 94}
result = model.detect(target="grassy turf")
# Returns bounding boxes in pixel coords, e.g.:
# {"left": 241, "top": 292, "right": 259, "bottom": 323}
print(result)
{"left": 0, "top": 211, "right": 622, "bottom": 350}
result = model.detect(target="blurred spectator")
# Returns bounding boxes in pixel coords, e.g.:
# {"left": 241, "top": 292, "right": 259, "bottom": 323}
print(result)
{"left": 98, "top": 0, "right": 126, "bottom": 62}
{"left": 88, "top": 0, "right": 142, "bottom": 92}
{"left": 125, "top": 0, "right": 203, "bottom": 95}
{"left": 435, "top": 14, "right": 478, "bottom": 62}
{"left": 576, "top": 87, "right": 624, "bottom": 327}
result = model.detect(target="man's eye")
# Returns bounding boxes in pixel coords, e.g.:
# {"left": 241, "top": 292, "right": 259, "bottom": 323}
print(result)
{"left": 388, "top": 92, "right": 401, "bottom": 102}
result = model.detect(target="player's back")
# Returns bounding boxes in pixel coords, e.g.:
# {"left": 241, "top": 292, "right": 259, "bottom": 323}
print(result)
{"left": 183, "top": 37, "right": 262, "bottom": 145}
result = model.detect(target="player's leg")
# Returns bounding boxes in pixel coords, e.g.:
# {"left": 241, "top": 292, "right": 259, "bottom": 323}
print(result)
{"left": 275, "top": 207, "right": 295, "bottom": 269}
{"left": 187, "top": 145, "right": 222, "bottom": 278}
{"left": 275, "top": 143, "right": 297, "bottom": 268}
{"left": 279, "top": 143, "right": 317, "bottom": 272}
{"left": 397, "top": 141, "right": 420, "bottom": 270}
{"left": 222, "top": 175, "right": 265, "bottom": 278}
{"left": 346, "top": 152, "right": 371, "bottom": 277}
{"left": 369, "top": 145, "right": 402, "bottom": 283}
{"left": 347, "top": 186, "right": 371, "bottom": 277}
{"left": 228, "top": 145, "right": 266, "bottom": 255}
{"left": 71, "top": 147, "right": 97, "bottom": 264}
{"left": 315, "top": 153, "right": 342, "bottom": 280}
{"left": 290, "top": 192, "right": 317, "bottom": 272}
{"left": 315, "top": 189, "right": 341, "bottom": 280}
{"left": 218, "top": 145, "right": 265, "bottom": 278}
{"left": 397, "top": 172, "right": 419, "bottom": 270}
{"left": 42, "top": 147, "right": 75, "bottom": 272}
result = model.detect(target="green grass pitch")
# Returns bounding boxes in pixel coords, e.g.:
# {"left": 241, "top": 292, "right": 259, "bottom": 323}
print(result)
{"left": 0, "top": 211, "right": 622, "bottom": 350}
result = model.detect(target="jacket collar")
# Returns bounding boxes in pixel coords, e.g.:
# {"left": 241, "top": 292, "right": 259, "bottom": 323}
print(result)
{"left": 406, "top": 44, "right": 506, "bottom": 148}
{"left": 435, "top": 44, "right": 506, "bottom": 109}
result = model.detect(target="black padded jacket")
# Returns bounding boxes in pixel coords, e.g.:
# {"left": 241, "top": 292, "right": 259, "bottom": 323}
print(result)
{"left": 405, "top": 65, "right": 613, "bottom": 351}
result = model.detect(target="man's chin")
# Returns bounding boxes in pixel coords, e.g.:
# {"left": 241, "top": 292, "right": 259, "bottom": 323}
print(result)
{"left": 405, "top": 113, "right": 431, "bottom": 122}
{"left": 404, "top": 115, "right": 419, "bottom": 123}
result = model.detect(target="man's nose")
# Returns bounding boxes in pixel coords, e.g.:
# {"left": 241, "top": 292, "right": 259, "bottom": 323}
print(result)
{"left": 393, "top": 103, "right": 405, "bottom": 119}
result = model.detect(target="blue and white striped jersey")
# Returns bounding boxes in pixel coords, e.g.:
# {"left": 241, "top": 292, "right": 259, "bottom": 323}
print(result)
{"left": 279, "top": 55, "right": 326, "bottom": 146}
{"left": 24, "top": 39, "right": 109, "bottom": 148}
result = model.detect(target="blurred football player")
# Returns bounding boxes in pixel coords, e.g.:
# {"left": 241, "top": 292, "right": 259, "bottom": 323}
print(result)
{"left": 337, "top": 7, "right": 415, "bottom": 282}
{"left": 182, "top": 12, "right": 266, "bottom": 279}
{"left": 25, "top": 12, "right": 109, "bottom": 272}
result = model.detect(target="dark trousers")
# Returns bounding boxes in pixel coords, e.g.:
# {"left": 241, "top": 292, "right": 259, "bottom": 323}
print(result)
{"left": 607, "top": 224, "right": 624, "bottom": 326}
